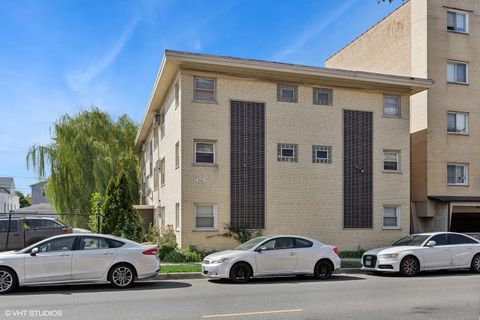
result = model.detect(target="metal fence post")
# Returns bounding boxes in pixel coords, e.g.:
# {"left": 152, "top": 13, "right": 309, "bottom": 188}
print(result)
{"left": 5, "top": 211, "right": 12, "bottom": 251}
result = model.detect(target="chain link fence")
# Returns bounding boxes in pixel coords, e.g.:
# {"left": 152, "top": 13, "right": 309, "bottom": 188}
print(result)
{"left": 0, "top": 212, "right": 100, "bottom": 252}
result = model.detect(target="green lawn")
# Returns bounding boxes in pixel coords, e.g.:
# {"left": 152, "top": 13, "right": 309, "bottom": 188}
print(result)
{"left": 159, "top": 261, "right": 361, "bottom": 273}
{"left": 160, "top": 264, "right": 201, "bottom": 273}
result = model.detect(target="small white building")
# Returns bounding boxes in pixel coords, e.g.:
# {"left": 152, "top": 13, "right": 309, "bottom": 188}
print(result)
{"left": 0, "top": 177, "right": 20, "bottom": 213}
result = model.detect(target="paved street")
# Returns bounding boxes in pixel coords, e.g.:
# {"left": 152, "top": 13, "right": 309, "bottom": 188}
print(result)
{"left": 0, "top": 271, "right": 479, "bottom": 320}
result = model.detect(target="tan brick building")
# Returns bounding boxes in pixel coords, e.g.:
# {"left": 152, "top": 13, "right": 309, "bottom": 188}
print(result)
{"left": 326, "top": 0, "right": 480, "bottom": 236}
{"left": 134, "top": 50, "right": 431, "bottom": 251}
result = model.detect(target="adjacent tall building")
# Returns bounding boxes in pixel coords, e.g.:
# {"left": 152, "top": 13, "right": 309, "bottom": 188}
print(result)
{"left": 326, "top": 0, "right": 480, "bottom": 235}
{"left": 134, "top": 50, "right": 432, "bottom": 250}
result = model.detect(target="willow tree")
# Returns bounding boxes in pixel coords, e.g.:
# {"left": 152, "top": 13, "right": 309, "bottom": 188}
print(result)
{"left": 26, "top": 108, "right": 139, "bottom": 222}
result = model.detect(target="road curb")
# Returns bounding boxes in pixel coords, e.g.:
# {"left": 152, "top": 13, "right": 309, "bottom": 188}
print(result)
{"left": 154, "top": 268, "right": 365, "bottom": 280}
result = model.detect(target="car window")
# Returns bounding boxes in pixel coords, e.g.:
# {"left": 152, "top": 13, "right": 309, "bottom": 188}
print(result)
{"left": 392, "top": 234, "right": 430, "bottom": 246}
{"left": 106, "top": 239, "right": 125, "bottom": 248}
{"left": 295, "top": 238, "right": 313, "bottom": 248}
{"left": 0, "top": 220, "right": 18, "bottom": 232}
{"left": 37, "top": 237, "right": 75, "bottom": 252}
{"left": 42, "top": 220, "right": 63, "bottom": 229}
{"left": 448, "top": 234, "right": 479, "bottom": 245}
{"left": 80, "top": 237, "right": 110, "bottom": 250}
{"left": 429, "top": 234, "right": 448, "bottom": 246}
{"left": 261, "top": 237, "right": 294, "bottom": 250}
{"left": 26, "top": 219, "right": 43, "bottom": 229}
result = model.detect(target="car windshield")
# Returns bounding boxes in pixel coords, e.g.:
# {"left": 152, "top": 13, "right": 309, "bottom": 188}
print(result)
{"left": 235, "top": 236, "right": 269, "bottom": 251}
{"left": 392, "top": 235, "right": 430, "bottom": 246}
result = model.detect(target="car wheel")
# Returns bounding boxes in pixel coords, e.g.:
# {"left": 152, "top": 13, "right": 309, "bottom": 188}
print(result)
{"left": 109, "top": 264, "right": 135, "bottom": 288}
{"left": 314, "top": 260, "right": 333, "bottom": 279}
{"left": 470, "top": 254, "right": 480, "bottom": 273}
{"left": 0, "top": 267, "right": 18, "bottom": 294}
{"left": 400, "top": 256, "right": 419, "bottom": 277}
{"left": 229, "top": 262, "right": 252, "bottom": 283}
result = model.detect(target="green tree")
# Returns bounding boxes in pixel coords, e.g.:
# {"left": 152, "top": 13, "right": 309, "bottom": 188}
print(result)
{"left": 102, "top": 172, "right": 143, "bottom": 242}
{"left": 89, "top": 192, "right": 103, "bottom": 233}
{"left": 26, "top": 108, "right": 139, "bottom": 220}
{"left": 15, "top": 191, "right": 32, "bottom": 208}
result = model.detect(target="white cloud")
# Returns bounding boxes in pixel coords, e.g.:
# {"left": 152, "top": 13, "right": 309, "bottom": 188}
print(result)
{"left": 274, "top": 0, "right": 359, "bottom": 61}
{"left": 66, "top": 14, "right": 140, "bottom": 93}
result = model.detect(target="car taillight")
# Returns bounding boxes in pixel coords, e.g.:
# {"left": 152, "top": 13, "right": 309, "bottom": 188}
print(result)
{"left": 332, "top": 247, "right": 339, "bottom": 255}
{"left": 143, "top": 248, "right": 157, "bottom": 255}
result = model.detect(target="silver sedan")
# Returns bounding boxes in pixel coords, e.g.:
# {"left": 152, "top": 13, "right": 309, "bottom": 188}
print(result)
{"left": 0, "top": 234, "right": 160, "bottom": 293}
{"left": 201, "top": 235, "right": 341, "bottom": 283}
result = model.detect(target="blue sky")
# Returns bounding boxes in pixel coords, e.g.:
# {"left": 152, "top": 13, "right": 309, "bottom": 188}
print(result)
{"left": 0, "top": 0, "right": 402, "bottom": 195}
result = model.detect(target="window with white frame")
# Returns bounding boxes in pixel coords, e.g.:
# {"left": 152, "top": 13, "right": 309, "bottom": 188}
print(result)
{"left": 277, "top": 84, "right": 298, "bottom": 103}
{"left": 195, "top": 141, "right": 215, "bottom": 164}
{"left": 153, "top": 126, "right": 158, "bottom": 149}
{"left": 195, "top": 204, "right": 215, "bottom": 229}
{"left": 312, "top": 145, "right": 332, "bottom": 164}
{"left": 194, "top": 77, "right": 216, "bottom": 101}
{"left": 160, "top": 158, "right": 165, "bottom": 186}
{"left": 313, "top": 88, "right": 333, "bottom": 106}
{"left": 447, "top": 10, "right": 468, "bottom": 33}
{"left": 175, "top": 203, "right": 180, "bottom": 231}
{"left": 447, "top": 61, "right": 468, "bottom": 84}
{"left": 277, "top": 143, "right": 298, "bottom": 162}
{"left": 383, "top": 151, "right": 400, "bottom": 172}
{"left": 175, "top": 141, "right": 180, "bottom": 169}
{"left": 447, "top": 112, "right": 468, "bottom": 134}
{"left": 383, "top": 95, "right": 400, "bottom": 117}
{"left": 160, "top": 112, "right": 165, "bottom": 139}
{"left": 153, "top": 160, "right": 159, "bottom": 190}
{"left": 383, "top": 206, "right": 400, "bottom": 228}
{"left": 447, "top": 163, "right": 468, "bottom": 185}
{"left": 174, "top": 81, "right": 180, "bottom": 107}
{"left": 149, "top": 140, "right": 153, "bottom": 176}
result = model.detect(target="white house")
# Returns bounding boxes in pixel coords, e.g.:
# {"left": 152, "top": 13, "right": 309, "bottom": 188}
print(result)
{"left": 0, "top": 177, "right": 20, "bottom": 213}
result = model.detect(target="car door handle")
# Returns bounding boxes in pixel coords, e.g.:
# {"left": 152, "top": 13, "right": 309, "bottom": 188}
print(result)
{"left": 103, "top": 252, "right": 113, "bottom": 255}
{"left": 58, "top": 253, "right": 70, "bottom": 257}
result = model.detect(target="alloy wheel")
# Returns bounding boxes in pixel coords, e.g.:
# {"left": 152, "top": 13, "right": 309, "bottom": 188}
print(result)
{"left": 0, "top": 271, "right": 13, "bottom": 293}
{"left": 401, "top": 257, "right": 418, "bottom": 276}
{"left": 472, "top": 255, "right": 480, "bottom": 272}
{"left": 315, "top": 261, "right": 332, "bottom": 279}
{"left": 112, "top": 267, "right": 133, "bottom": 287}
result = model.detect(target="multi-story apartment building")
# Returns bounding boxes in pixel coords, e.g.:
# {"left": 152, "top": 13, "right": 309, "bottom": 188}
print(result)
{"left": 134, "top": 50, "right": 432, "bottom": 250}
{"left": 0, "top": 177, "right": 20, "bottom": 213}
{"left": 326, "top": 0, "right": 480, "bottom": 235}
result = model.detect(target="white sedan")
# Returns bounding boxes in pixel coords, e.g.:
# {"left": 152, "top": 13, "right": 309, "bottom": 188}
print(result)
{"left": 201, "top": 235, "right": 341, "bottom": 283}
{"left": 0, "top": 234, "right": 159, "bottom": 293}
{"left": 362, "top": 232, "right": 480, "bottom": 276}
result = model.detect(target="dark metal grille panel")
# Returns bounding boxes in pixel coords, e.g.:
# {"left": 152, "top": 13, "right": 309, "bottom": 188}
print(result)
{"left": 230, "top": 100, "right": 265, "bottom": 229}
{"left": 344, "top": 110, "right": 373, "bottom": 228}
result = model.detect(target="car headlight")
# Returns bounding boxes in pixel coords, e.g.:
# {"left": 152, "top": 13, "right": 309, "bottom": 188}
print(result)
{"left": 378, "top": 253, "right": 399, "bottom": 259}
{"left": 211, "top": 257, "right": 229, "bottom": 264}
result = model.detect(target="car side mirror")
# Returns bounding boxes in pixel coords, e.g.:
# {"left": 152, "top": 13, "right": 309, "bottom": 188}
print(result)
{"left": 426, "top": 240, "right": 436, "bottom": 247}
{"left": 30, "top": 248, "right": 39, "bottom": 256}
{"left": 257, "top": 246, "right": 267, "bottom": 252}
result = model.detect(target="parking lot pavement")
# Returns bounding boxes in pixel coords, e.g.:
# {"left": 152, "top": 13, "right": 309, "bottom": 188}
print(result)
{"left": 0, "top": 271, "right": 479, "bottom": 320}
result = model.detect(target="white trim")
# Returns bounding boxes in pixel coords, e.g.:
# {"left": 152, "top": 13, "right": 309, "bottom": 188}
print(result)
{"left": 447, "top": 9, "right": 469, "bottom": 33}
{"left": 194, "top": 203, "right": 217, "bottom": 230}
{"left": 447, "top": 162, "right": 469, "bottom": 186}
{"left": 194, "top": 141, "right": 216, "bottom": 165}
{"left": 447, "top": 60, "right": 469, "bottom": 84}
{"left": 193, "top": 76, "right": 216, "bottom": 102}
{"left": 447, "top": 111, "right": 468, "bottom": 134}
{"left": 383, "top": 205, "right": 400, "bottom": 229}
{"left": 383, "top": 150, "right": 400, "bottom": 172}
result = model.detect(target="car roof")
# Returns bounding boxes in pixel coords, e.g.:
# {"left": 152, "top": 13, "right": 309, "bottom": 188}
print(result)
{"left": 262, "top": 234, "right": 320, "bottom": 242}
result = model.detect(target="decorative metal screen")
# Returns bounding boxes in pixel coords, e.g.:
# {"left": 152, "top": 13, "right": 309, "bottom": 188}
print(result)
{"left": 343, "top": 110, "right": 373, "bottom": 228}
{"left": 230, "top": 100, "right": 265, "bottom": 229}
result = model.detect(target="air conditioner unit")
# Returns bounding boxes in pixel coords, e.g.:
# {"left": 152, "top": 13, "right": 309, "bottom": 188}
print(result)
{"left": 153, "top": 114, "right": 162, "bottom": 126}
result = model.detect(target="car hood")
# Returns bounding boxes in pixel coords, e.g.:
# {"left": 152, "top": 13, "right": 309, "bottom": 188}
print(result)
{"left": 364, "top": 246, "right": 420, "bottom": 255}
{"left": 204, "top": 250, "right": 245, "bottom": 260}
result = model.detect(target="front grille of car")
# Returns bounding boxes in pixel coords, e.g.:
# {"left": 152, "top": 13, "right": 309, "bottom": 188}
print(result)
{"left": 363, "top": 255, "right": 377, "bottom": 268}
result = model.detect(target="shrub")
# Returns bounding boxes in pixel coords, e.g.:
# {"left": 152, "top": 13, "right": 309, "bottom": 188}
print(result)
{"left": 159, "top": 242, "right": 176, "bottom": 261}
{"left": 164, "top": 250, "right": 187, "bottom": 263}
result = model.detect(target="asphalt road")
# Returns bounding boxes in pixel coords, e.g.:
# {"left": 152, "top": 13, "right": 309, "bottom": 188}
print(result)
{"left": 0, "top": 270, "right": 479, "bottom": 320}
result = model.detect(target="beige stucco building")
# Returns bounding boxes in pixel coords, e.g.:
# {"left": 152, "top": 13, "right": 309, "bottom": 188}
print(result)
{"left": 327, "top": 0, "right": 480, "bottom": 235}
{"left": 134, "top": 50, "right": 432, "bottom": 251}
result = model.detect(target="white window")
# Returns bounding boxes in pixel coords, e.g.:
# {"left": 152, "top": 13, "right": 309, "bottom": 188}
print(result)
{"left": 160, "top": 206, "right": 166, "bottom": 231}
{"left": 383, "top": 95, "right": 400, "bottom": 117}
{"left": 175, "top": 141, "right": 180, "bottom": 169}
{"left": 312, "top": 145, "right": 332, "bottom": 164}
{"left": 195, "top": 141, "right": 215, "bottom": 164}
{"left": 277, "top": 84, "right": 298, "bottom": 103}
{"left": 383, "top": 206, "right": 400, "bottom": 229}
{"left": 447, "top": 163, "right": 468, "bottom": 185}
{"left": 447, "top": 112, "right": 468, "bottom": 134}
{"left": 194, "top": 77, "right": 216, "bottom": 101}
{"left": 383, "top": 151, "right": 400, "bottom": 172}
{"left": 175, "top": 203, "right": 180, "bottom": 231}
{"left": 153, "top": 160, "right": 159, "bottom": 190}
{"left": 195, "top": 204, "right": 215, "bottom": 229}
{"left": 447, "top": 10, "right": 468, "bottom": 33}
{"left": 149, "top": 140, "right": 153, "bottom": 176}
{"left": 313, "top": 88, "right": 333, "bottom": 106}
{"left": 277, "top": 143, "right": 298, "bottom": 162}
{"left": 447, "top": 61, "right": 468, "bottom": 84}
{"left": 160, "top": 158, "right": 165, "bottom": 186}
{"left": 174, "top": 81, "right": 180, "bottom": 107}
